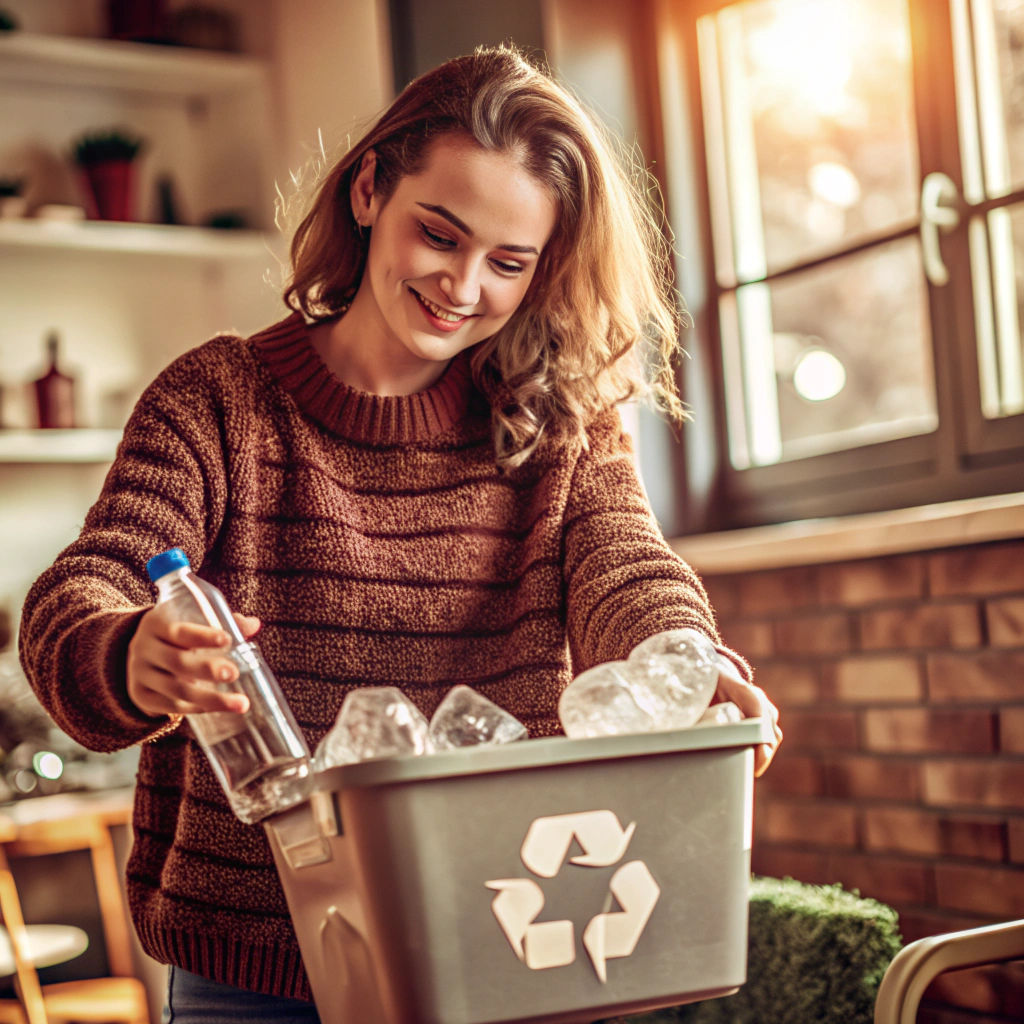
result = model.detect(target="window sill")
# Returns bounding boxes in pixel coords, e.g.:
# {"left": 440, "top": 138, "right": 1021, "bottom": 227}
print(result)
{"left": 669, "top": 492, "right": 1024, "bottom": 574}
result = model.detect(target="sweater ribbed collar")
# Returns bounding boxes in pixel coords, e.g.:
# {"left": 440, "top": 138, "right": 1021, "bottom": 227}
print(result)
{"left": 250, "top": 312, "right": 476, "bottom": 444}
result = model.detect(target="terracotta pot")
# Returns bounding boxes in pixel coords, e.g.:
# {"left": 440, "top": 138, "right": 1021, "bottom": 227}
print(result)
{"left": 107, "top": 0, "right": 168, "bottom": 42}
{"left": 80, "top": 160, "right": 136, "bottom": 222}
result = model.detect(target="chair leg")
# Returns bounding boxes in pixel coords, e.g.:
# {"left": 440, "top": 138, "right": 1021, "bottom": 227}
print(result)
{"left": 0, "top": 870, "right": 47, "bottom": 1024}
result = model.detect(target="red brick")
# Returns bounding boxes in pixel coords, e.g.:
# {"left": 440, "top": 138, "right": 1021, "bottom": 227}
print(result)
{"left": 898, "top": 908, "right": 998, "bottom": 944}
{"left": 823, "top": 756, "right": 920, "bottom": 800}
{"left": 784, "top": 710, "right": 859, "bottom": 751}
{"left": 756, "top": 755, "right": 824, "bottom": 797}
{"left": 863, "top": 807, "right": 1006, "bottom": 860}
{"left": 718, "top": 619, "right": 773, "bottom": 658}
{"left": 1009, "top": 819, "right": 1024, "bottom": 863}
{"left": 935, "top": 862, "right": 1024, "bottom": 916}
{"left": 753, "top": 662, "right": 819, "bottom": 707}
{"left": 739, "top": 567, "right": 819, "bottom": 615}
{"left": 761, "top": 799, "right": 858, "bottom": 847}
{"left": 750, "top": 846, "right": 830, "bottom": 884}
{"left": 927, "top": 651, "right": 1024, "bottom": 702}
{"left": 930, "top": 541, "right": 1024, "bottom": 597}
{"left": 926, "top": 963, "right": 1024, "bottom": 1018}
{"left": 986, "top": 597, "right": 1024, "bottom": 647}
{"left": 701, "top": 574, "right": 740, "bottom": 618}
{"left": 821, "top": 656, "right": 922, "bottom": 703}
{"left": 924, "top": 760, "right": 1024, "bottom": 810}
{"left": 940, "top": 818, "right": 1006, "bottom": 859}
{"left": 864, "top": 709, "right": 995, "bottom": 754}
{"left": 999, "top": 708, "right": 1024, "bottom": 753}
{"left": 773, "top": 614, "right": 852, "bottom": 656}
{"left": 917, "top": 1004, "right": 1009, "bottom": 1024}
{"left": 860, "top": 604, "right": 981, "bottom": 651}
{"left": 818, "top": 555, "right": 925, "bottom": 608}
{"left": 826, "top": 852, "right": 932, "bottom": 905}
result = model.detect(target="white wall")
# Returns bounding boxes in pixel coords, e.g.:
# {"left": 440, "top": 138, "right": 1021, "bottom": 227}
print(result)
{"left": 268, "top": 0, "right": 393, "bottom": 202}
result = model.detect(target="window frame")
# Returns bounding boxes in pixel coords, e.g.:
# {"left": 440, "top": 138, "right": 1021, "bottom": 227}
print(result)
{"left": 653, "top": 0, "right": 1024, "bottom": 532}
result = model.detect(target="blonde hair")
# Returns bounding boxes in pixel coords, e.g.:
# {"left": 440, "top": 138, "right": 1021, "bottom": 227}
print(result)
{"left": 284, "top": 45, "right": 686, "bottom": 468}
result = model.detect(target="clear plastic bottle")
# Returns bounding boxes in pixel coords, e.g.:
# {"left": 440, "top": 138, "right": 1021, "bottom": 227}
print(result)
{"left": 145, "top": 548, "right": 312, "bottom": 824}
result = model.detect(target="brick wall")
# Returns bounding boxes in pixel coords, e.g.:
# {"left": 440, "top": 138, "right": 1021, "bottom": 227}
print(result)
{"left": 702, "top": 538, "right": 1024, "bottom": 1024}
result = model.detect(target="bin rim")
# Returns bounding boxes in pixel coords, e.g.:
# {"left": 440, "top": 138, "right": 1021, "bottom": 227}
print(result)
{"left": 313, "top": 717, "right": 769, "bottom": 793}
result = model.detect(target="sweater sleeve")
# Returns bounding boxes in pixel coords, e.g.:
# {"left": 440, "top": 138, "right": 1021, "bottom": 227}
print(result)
{"left": 18, "top": 342, "right": 232, "bottom": 752}
{"left": 563, "top": 407, "right": 751, "bottom": 682}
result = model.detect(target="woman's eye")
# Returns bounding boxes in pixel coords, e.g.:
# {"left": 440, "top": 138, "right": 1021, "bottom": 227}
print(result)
{"left": 419, "top": 223, "right": 455, "bottom": 248}
{"left": 419, "top": 222, "right": 523, "bottom": 274}
{"left": 490, "top": 259, "right": 524, "bottom": 275}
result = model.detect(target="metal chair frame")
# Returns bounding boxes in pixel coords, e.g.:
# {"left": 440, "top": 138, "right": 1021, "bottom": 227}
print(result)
{"left": 874, "top": 919, "right": 1024, "bottom": 1024}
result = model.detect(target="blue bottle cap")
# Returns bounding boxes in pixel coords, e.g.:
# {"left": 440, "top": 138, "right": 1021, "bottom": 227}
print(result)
{"left": 146, "top": 547, "right": 191, "bottom": 583}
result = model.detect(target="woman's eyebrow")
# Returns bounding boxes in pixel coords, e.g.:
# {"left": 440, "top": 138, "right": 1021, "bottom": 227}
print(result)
{"left": 416, "top": 202, "right": 539, "bottom": 255}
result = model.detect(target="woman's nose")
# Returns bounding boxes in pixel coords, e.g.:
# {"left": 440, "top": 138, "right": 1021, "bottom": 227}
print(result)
{"left": 439, "top": 258, "right": 482, "bottom": 310}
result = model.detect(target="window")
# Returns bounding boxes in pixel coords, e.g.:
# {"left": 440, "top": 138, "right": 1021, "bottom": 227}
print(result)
{"left": 659, "top": 0, "right": 1024, "bottom": 529}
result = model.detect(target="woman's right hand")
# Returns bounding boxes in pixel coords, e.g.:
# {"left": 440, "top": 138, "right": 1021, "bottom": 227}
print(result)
{"left": 127, "top": 607, "right": 261, "bottom": 718}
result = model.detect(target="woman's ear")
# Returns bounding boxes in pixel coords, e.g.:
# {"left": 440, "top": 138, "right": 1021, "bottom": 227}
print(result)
{"left": 350, "top": 149, "right": 378, "bottom": 228}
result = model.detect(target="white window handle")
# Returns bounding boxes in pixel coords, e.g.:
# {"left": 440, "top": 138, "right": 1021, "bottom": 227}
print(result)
{"left": 921, "top": 171, "right": 962, "bottom": 286}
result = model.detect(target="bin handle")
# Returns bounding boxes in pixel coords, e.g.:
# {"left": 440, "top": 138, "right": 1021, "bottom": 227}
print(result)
{"left": 320, "top": 906, "right": 387, "bottom": 1023}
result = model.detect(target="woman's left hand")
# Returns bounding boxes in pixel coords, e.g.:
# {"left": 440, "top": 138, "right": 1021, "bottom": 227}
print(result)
{"left": 713, "top": 655, "right": 782, "bottom": 777}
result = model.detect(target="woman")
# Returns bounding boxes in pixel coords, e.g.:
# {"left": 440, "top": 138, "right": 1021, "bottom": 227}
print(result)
{"left": 20, "top": 46, "right": 780, "bottom": 1020}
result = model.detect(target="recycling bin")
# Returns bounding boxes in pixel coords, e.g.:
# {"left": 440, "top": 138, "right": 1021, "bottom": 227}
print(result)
{"left": 265, "top": 718, "right": 770, "bottom": 1024}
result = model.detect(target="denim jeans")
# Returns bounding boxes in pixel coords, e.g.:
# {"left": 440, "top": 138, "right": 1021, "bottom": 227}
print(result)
{"left": 163, "top": 966, "right": 321, "bottom": 1023}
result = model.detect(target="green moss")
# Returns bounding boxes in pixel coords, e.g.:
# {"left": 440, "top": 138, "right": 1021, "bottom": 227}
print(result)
{"left": 602, "top": 876, "right": 902, "bottom": 1024}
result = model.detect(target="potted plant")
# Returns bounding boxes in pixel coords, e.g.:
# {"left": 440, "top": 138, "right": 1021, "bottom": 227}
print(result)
{"left": 72, "top": 129, "right": 146, "bottom": 222}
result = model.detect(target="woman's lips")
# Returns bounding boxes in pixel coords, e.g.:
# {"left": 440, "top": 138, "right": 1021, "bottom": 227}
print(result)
{"left": 410, "top": 288, "right": 474, "bottom": 333}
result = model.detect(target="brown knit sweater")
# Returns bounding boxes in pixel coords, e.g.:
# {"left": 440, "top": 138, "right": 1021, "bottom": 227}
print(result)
{"left": 19, "top": 312, "right": 748, "bottom": 1001}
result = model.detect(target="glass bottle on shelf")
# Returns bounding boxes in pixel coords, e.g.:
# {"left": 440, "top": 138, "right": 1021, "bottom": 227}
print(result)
{"left": 33, "top": 332, "right": 75, "bottom": 429}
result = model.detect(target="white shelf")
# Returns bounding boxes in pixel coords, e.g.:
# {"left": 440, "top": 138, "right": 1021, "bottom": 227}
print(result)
{"left": 0, "top": 220, "right": 279, "bottom": 259}
{"left": 0, "top": 429, "right": 122, "bottom": 463}
{"left": 0, "top": 32, "right": 267, "bottom": 97}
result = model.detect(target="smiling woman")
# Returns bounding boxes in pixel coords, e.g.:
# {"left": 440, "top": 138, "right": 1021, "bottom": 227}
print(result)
{"left": 305, "top": 136, "right": 557, "bottom": 393}
{"left": 285, "top": 45, "right": 685, "bottom": 466}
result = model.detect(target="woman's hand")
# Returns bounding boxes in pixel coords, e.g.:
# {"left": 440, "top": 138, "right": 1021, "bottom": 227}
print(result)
{"left": 713, "top": 655, "right": 782, "bottom": 778}
{"left": 127, "top": 607, "right": 261, "bottom": 718}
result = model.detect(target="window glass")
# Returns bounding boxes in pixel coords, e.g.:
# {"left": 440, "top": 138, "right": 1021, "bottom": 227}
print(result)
{"left": 723, "top": 238, "right": 938, "bottom": 467}
{"left": 971, "top": 0, "right": 1024, "bottom": 197}
{"left": 699, "top": 0, "right": 921, "bottom": 278}
{"left": 969, "top": 206, "right": 1024, "bottom": 416}
{"left": 952, "top": 0, "right": 1024, "bottom": 417}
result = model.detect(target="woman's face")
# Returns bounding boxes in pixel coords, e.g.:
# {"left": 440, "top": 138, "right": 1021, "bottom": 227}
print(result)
{"left": 353, "top": 135, "right": 558, "bottom": 366}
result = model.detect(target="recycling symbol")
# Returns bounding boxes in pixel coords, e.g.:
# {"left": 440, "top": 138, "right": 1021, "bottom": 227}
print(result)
{"left": 485, "top": 810, "right": 660, "bottom": 982}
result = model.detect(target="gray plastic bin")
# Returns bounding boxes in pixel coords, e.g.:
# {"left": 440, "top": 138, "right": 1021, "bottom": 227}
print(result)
{"left": 265, "top": 719, "right": 769, "bottom": 1024}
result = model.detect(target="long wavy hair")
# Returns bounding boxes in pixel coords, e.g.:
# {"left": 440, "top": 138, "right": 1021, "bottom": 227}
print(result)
{"left": 283, "top": 45, "right": 686, "bottom": 468}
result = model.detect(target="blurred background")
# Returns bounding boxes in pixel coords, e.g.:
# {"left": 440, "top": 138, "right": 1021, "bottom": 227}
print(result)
{"left": 2, "top": 1, "right": 1024, "bottom": 1022}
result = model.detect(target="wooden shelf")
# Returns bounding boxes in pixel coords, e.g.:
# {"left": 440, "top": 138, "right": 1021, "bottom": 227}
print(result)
{"left": 0, "top": 429, "right": 122, "bottom": 463}
{"left": 0, "top": 220, "right": 278, "bottom": 259}
{"left": 0, "top": 32, "right": 267, "bottom": 97}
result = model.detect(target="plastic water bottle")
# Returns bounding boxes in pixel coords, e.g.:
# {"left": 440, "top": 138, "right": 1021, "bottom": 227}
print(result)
{"left": 145, "top": 548, "right": 312, "bottom": 824}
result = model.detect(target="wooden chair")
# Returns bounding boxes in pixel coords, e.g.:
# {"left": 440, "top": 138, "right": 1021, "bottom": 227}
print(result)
{"left": 0, "top": 813, "right": 149, "bottom": 1024}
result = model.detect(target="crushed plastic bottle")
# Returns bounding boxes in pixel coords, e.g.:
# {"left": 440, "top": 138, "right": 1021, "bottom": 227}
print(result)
{"left": 146, "top": 548, "right": 311, "bottom": 824}
{"left": 558, "top": 662, "right": 657, "bottom": 739}
{"left": 313, "top": 685, "right": 529, "bottom": 769}
{"left": 314, "top": 687, "right": 432, "bottom": 770}
{"left": 559, "top": 629, "right": 724, "bottom": 738}
{"left": 428, "top": 685, "right": 528, "bottom": 750}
